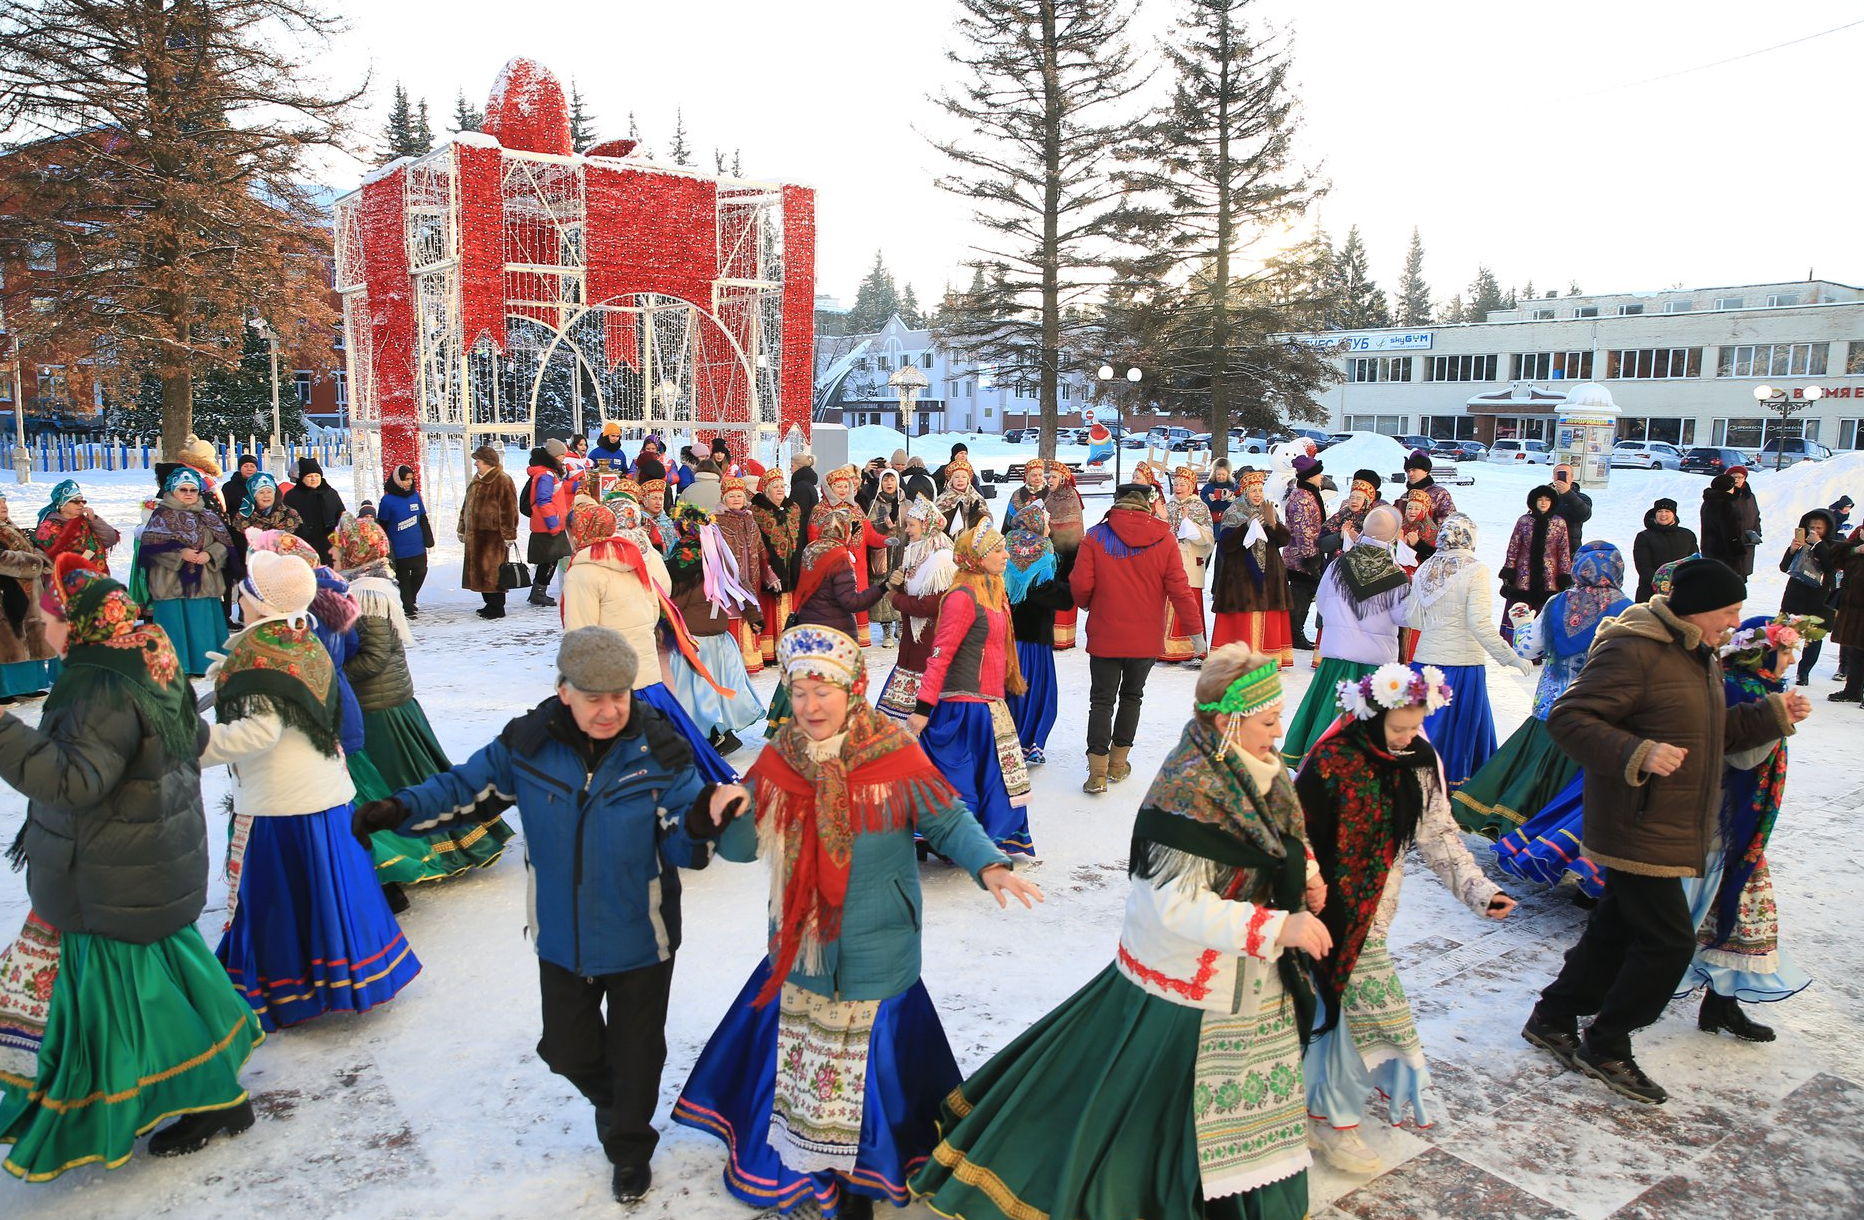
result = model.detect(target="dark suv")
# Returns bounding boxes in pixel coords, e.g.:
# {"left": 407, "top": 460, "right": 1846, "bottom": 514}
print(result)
{"left": 1681, "top": 446, "right": 1754, "bottom": 474}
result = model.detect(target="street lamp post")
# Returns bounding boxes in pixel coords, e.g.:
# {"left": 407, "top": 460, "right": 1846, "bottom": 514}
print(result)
{"left": 887, "top": 363, "right": 928, "bottom": 463}
{"left": 248, "top": 317, "right": 284, "bottom": 477}
{"left": 1098, "top": 363, "right": 1141, "bottom": 489}
{"left": 1753, "top": 383, "right": 1824, "bottom": 470}
{"left": 6, "top": 335, "right": 26, "bottom": 484}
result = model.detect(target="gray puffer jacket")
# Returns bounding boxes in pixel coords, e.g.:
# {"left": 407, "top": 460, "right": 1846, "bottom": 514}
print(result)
{"left": 0, "top": 700, "right": 210, "bottom": 943}
{"left": 346, "top": 614, "right": 415, "bottom": 712}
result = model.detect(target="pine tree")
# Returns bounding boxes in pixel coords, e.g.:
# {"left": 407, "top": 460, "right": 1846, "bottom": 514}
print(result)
{"left": 414, "top": 98, "right": 434, "bottom": 153}
{"left": 731, "top": 149, "right": 742, "bottom": 177}
{"left": 1466, "top": 266, "right": 1505, "bottom": 322}
{"left": 0, "top": 0, "right": 361, "bottom": 455}
{"left": 568, "top": 80, "right": 597, "bottom": 153}
{"left": 713, "top": 149, "right": 728, "bottom": 174}
{"left": 382, "top": 83, "right": 415, "bottom": 163}
{"left": 1438, "top": 294, "right": 1466, "bottom": 324}
{"left": 1396, "top": 226, "right": 1431, "bottom": 326}
{"left": 1114, "top": 0, "right": 1322, "bottom": 455}
{"left": 900, "top": 284, "right": 925, "bottom": 329}
{"left": 1521, "top": 279, "right": 1536, "bottom": 301}
{"left": 932, "top": 0, "right": 1147, "bottom": 460}
{"left": 1331, "top": 225, "right": 1390, "bottom": 329}
{"left": 626, "top": 111, "right": 651, "bottom": 158}
{"left": 846, "top": 252, "right": 902, "bottom": 333}
{"left": 668, "top": 109, "right": 691, "bottom": 165}
{"left": 452, "top": 89, "right": 483, "bottom": 133}
{"left": 1568, "top": 280, "right": 1582, "bottom": 297}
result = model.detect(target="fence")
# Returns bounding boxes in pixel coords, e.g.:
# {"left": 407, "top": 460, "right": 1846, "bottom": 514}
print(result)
{"left": 0, "top": 434, "right": 353, "bottom": 477}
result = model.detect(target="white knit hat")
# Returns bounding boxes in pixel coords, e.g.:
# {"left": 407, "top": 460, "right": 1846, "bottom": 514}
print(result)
{"left": 241, "top": 550, "right": 318, "bottom": 619}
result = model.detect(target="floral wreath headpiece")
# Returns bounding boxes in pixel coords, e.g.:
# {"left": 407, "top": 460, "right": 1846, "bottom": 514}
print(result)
{"left": 1337, "top": 662, "right": 1453, "bottom": 721}
{"left": 1197, "top": 660, "right": 1283, "bottom": 719}
{"left": 1719, "top": 613, "right": 1827, "bottom": 669}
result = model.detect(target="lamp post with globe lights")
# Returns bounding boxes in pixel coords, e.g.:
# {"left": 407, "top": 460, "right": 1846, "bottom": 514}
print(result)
{"left": 247, "top": 316, "right": 285, "bottom": 477}
{"left": 888, "top": 362, "right": 928, "bottom": 462}
{"left": 1753, "top": 383, "right": 1824, "bottom": 470}
{"left": 1098, "top": 363, "right": 1141, "bottom": 488}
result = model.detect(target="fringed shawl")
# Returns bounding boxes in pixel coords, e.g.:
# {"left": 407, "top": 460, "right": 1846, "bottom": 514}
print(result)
{"left": 213, "top": 617, "right": 342, "bottom": 758}
{"left": 1326, "top": 538, "right": 1410, "bottom": 617}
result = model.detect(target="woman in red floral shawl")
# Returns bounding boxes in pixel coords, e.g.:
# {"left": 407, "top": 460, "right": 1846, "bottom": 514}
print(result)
{"left": 32, "top": 481, "right": 119, "bottom": 575}
{"left": 673, "top": 625, "right": 1039, "bottom": 1220}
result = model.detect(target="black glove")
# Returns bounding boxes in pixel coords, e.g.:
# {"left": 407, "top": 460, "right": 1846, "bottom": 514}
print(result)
{"left": 684, "top": 783, "right": 748, "bottom": 841}
{"left": 352, "top": 798, "right": 408, "bottom": 850}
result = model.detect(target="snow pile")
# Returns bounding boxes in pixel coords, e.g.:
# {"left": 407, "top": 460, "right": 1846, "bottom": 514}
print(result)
{"left": 1311, "top": 432, "right": 1414, "bottom": 486}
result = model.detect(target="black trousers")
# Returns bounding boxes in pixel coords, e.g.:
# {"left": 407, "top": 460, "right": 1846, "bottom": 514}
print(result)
{"left": 1087, "top": 655, "right": 1152, "bottom": 756}
{"left": 391, "top": 554, "right": 428, "bottom": 614}
{"left": 536, "top": 957, "right": 675, "bottom": 1167}
{"left": 1287, "top": 574, "right": 1318, "bottom": 643}
{"left": 531, "top": 558, "right": 559, "bottom": 600}
{"left": 1839, "top": 646, "right": 1862, "bottom": 697}
{"left": 1537, "top": 869, "right": 1694, "bottom": 1059}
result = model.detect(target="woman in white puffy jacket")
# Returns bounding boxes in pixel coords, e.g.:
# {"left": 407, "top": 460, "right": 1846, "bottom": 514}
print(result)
{"left": 1403, "top": 514, "right": 1533, "bottom": 790}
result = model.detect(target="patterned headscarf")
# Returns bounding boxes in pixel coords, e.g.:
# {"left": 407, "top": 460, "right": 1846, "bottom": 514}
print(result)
{"left": 161, "top": 466, "right": 203, "bottom": 496}
{"left": 1004, "top": 503, "right": 1055, "bottom": 605}
{"left": 240, "top": 472, "right": 281, "bottom": 517}
{"left": 331, "top": 513, "right": 392, "bottom": 578}
{"left": 37, "top": 479, "right": 84, "bottom": 525}
{"left": 1651, "top": 552, "right": 1701, "bottom": 600}
{"left": 777, "top": 623, "right": 867, "bottom": 695}
{"left": 1547, "top": 541, "right": 1630, "bottom": 656}
{"left": 1413, "top": 514, "right": 1478, "bottom": 609}
{"left": 569, "top": 501, "right": 619, "bottom": 551}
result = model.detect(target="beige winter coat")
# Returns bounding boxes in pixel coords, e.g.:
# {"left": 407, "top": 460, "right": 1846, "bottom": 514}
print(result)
{"left": 561, "top": 548, "right": 673, "bottom": 688}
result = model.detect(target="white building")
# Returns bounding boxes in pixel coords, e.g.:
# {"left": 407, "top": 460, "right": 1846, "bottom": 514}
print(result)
{"left": 1292, "top": 280, "right": 1864, "bottom": 452}
{"left": 814, "top": 315, "right": 1099, "bottom": 434}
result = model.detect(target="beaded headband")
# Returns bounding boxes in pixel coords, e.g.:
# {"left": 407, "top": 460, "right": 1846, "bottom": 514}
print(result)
{"left": 955, "top": 527, "right": 1006, "bottom": 572}
{"left": 1197, "top": 660, "right": 1283, "bottom": 718}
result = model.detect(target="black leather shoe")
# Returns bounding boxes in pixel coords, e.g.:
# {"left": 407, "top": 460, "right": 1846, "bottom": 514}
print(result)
{"left": 1521, "top": 1008, "right": 1581, "bottom": 1068}
{"left": 1827, "top": 690, "right": 1862, "bottom": 703}
{"left": 611, "top": 1162, "right": 652, "bottom": 1203}
{"left": 1699, "top": 991, "right": 1777, "bottom": 1042}
{"left": 148, "top": 1099, "right": 256, "bottom": 1156}
{"left": 840, "top": 1191, "right": 875, "bottom": 1220}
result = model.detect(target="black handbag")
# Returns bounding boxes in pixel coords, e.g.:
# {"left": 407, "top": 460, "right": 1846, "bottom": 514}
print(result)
{"left": 497, "top": 544, "right": 533, "bottom": 592}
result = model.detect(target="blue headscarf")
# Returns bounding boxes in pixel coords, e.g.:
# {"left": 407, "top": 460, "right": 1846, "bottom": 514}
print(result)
{"left": 1002, "top": 503, "right": 1056, "bottom": 605}
{"left": 240, "top": 472, "right": 280, "bottom": 518}
{"left": 37, "top": 479, "right": 83, "bottom": 525}
{"left": 161, "top": 466, "right": 202, "bottom": 496}
{"left": 1544, "top": 541, "right": 1630, "bottom": 658}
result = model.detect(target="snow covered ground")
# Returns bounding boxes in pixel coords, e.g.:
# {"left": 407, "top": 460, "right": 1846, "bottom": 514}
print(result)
{"left": 3, "top": 442, "right": 1862, "bottom": 1219}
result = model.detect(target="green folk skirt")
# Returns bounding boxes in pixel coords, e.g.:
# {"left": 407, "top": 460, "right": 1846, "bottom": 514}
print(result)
{"left": 1449, "top": 716, "right": 1577, "bottom": 841}
{"left": 0, "top": 923, "right": 262, "bottom": 1182}
{"left": 1280, "top": 657, "right": 1376, "bottom": 769}
{"left": 909, "top": 964, "right": 1306, "bottom": 1220}
{"left": 349, "top": 732, "right": 512, "bottom": 886}
{"left": 359, "top": 697, "right": 451, "bottom": 792}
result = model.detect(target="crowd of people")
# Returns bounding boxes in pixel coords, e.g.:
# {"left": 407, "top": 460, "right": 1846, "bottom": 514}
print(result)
{"left": 0, "top": 429, "right": 1850, "bottom": 1219}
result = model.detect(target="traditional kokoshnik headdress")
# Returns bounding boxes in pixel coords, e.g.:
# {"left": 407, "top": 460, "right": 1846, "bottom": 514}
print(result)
{"left": 1196, "top": 658, "right": 1284, "bottom": 719}
{"left": 777, "top": 623, "right": 867, "bottom": 696}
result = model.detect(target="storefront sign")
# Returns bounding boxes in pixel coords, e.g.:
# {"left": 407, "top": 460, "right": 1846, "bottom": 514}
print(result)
{"left": 1289, "top": 330, "right": 1434, "bottom": 353}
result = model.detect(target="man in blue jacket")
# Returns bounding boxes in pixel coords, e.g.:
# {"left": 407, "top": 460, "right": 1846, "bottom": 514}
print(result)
{"left": 353, "top": 626, "right": 747, "bottom": 1203}
{"left": 374, "top": 464, "right": 435, "bottom": 617}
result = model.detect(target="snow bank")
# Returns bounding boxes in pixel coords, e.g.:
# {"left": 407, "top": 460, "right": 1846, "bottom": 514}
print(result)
{"left": 1310, "top": 432, "right": 1413, "bottom": 486}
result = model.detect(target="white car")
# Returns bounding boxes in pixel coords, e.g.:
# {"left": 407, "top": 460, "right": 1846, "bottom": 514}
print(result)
{"left": 1486, "top": 439, "right": 1553, "bottom": 465}
{"left": 1610, "top": 440, "right": 1684, "bottom": 470}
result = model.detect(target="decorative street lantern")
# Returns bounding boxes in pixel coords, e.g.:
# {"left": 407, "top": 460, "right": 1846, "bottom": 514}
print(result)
{"left": 888, "top": 362, "right": 929, "bottom": 460}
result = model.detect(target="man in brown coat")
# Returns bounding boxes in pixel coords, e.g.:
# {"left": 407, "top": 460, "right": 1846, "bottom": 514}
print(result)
{"left": 460, "top": 445, "right": 519, "bottom": 619}
{"left": 1524, "top": 557, "right": 1811, "bottom": 1104}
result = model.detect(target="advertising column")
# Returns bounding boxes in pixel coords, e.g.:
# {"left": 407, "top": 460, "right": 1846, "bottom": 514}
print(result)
{"left": 1554, "top": 382, "right": 1620, "bottom": 486}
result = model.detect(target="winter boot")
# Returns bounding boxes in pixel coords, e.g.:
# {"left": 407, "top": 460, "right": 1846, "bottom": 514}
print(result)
{"left": 612, "top": 1162, "right": 652, "bottom": 1203}
{"left": 148, "top": 1099, "right": 256, "bottom": 1157}
{"left": 1699, "top": 991, "right": 1776, "bottom": 1042}
{"left": 840, "top": 1192, "right": 876, "bottom": 1220}
{"left": 1574, "top": 1042, "right": 1667, "bottom": 1104}
{"left": 1107, "top": 744, "right": 1134, "bottom": 784}
{"left": 1082, "top": 753, "right": 1110, "bottom": 795}
{"left": 1521, "top": 1007, "right": 1581, "bottom": 1068}
{"left": 1305, "top": 1119, "right": 1382, "bottom": 1175}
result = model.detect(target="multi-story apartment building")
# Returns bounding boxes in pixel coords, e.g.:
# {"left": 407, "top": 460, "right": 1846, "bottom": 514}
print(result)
{"left": 1292, "top": 280, "right": 1864, "bottom": 451}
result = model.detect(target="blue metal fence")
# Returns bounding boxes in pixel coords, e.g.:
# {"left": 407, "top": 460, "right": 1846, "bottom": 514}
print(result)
{"left": 0, "top": 435, "right": 350, "bottom": 476}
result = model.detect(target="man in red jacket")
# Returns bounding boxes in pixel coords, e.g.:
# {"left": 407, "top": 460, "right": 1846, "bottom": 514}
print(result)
{"left": 1070, "top": 484, "right": 1207, "bottom": 794}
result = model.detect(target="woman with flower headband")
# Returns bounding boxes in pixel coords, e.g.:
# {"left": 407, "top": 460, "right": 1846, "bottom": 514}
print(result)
{"left": 1002, "top": 502, "right": 1072, "bottom": 765}
{"left": 1675, "top": 613, "right": 1820, "bottom": 1045}
{"left": 1042, "top": 459, "right": 1084, "bottom": 650}
{"left": 1162, "top": 466, "right": 1215, "bottom": 664}
{"left": 913, "top": 644, "right": 1331, "bottom": 1220}
{"left": 907, "top": 527, "right": 1035, "bottom": 858}
{"left": 1280, "top": 504, "right": 1412, "bottom": 766}
{"left": 1457, "top": 541, "right": 1631, "bottom": 841}
{"left": 138, "top": 466, "right": 234, "bottom": 676}
{"left": 665, "top": 502, "right": 767, "bottom": 755}
{"left": 1293, "top": 662, "right": 1515, "bottom": 1174}
{"left": 0, "top": 554, "right": 262, "bottom": 1178}
{"left": 674, "top": 624, "right": 1041, "bottom": 1220}
{"left": 1402, "top": 514, "right": 1535, "bottom": 792}
{"left": 1210, "top": 467, "right": 1293, "bottom": 665}
{"left": 874, "top": 496, "right": 955, "bottom": 725}
{"left": 207, "top": 550, "right": 422, "bottom": 1030}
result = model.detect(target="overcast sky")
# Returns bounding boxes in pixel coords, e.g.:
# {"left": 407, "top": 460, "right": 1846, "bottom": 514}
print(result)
{"left": 316, "top": 0, "right": 1864, "bottom": 311}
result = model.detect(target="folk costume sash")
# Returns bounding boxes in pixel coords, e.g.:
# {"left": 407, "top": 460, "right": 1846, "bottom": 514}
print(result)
{"left": 1294, "top": 718, "right": 1438, "bottom": 1035}
{"left": 1714, "top": 664, "right": 1788, "bottom": 947}
{"left": 745, "top": 701, "right": 961, "bottom": 1008}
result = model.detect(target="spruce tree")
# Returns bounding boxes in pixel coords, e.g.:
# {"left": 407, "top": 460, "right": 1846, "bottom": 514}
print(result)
{"left": 414, "top": 98, "right": 434, "bottom": 153}
{"left": 1395, "top": 226, "right": 1431, "bottom": 326}
{"left": 1467, "top": 266, "right": 1505, "bottom": 322}
{"left": 900, "top": 284, "right": 925, "bottom": 329}
{"left": 1438, "top": 294, "right": 1466, "bottom": 324}
{"left": 667, "top": 109, "right": 691, "bottom": 165}
{"left": 846, "top": 252, "right": 902, "bottom": 333}
{"left": 381, "top": 83, "right": 415, "bottom": 163}
{"left": 626, "top": 111, "right": 651, "bottom": 158}
{"left": 568, "top": 80, "right": 597, "bottom": 153}
{"left": 452, "top": 89, "right": 483, "bottom": 133}
{"left": 1332, "top": 226, "right": 1390, "bottom": 329}
{"left": 931, "top": 0, "right": 1146, "bottom": 460}
{"left": 1521, "top": 279, "right": 1537, "bottom": 301}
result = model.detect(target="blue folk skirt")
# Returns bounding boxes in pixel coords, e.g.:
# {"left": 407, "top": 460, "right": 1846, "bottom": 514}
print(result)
{"left": 668, "top": 634, "right": 767, "bottom": 738}
{"left": 214, "top": 804, "right": 422, "bottom": 1032}
{"left": 149, "top": 596, "right": 228, "bottom": 677}
{"left": 0, "top": 659, "right": 51, "bottom": 698}
{"left": 1005, "top": 641, "right": 1058, "bottom": 751}
{"left": 921, "top": 700, "right": 1032, "bottom": 856}
{"left": 1418, "top": 664, "right": 1497, "bottom": 791}
{"left": 1492, "top": 774, "right": 1603, "bottom": 898}
{"left": 672, "top": 961, "right": 961, "bottom": 1216}
{"left": 636, "top": 682, "right": 737, "bottom": 784}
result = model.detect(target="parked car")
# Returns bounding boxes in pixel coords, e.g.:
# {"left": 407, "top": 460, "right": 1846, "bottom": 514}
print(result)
{"left": 1147, "top": 426, "right": 1195, "bottom": 449}
{"left": 1004, "top": 428, "right": 1041, "bottom": 443}
{"left": 1397, "top": 434, "right": 1434, "bottom": 453}
{"left": 1486, "top": 439, "right": 1553, "bottom": 465}
{"left": 1610, "top": 440, "right": 1685, "bottom": 470}
{"left": 1436, "top": 439, "right": 1488, "bottom": 462}
{"left": 1119, "top": 434, "right": 1148, "bottom": 449}
{"left": 1756, "top": 437, "right": 1834, "bottom": 464}
{"left": 1681, "top": 446, "right": 1757, "bottom": 475}
{"left": 1288, "top": 426, "right": 1331, "bottom": 447}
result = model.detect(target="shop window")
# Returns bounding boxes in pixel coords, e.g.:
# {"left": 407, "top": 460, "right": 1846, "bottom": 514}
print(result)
{"left": 1605, "top": 348, "right": 1700, "bottom": 379}
{"left": 1718, "top": 343, "right": 1828, "bottom": 378}
{"left": 1512, "top": 351, "right": 1592, "bottom": 381}
{"left": 1425, "top": 354, "right": 1496, "bottom": 382}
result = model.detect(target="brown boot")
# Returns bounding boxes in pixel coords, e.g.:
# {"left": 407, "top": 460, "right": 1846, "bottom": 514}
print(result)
{"left": 1108, "top": 744, "right": 1134, "bottom": 784}
{"left": 1082, "top": 752, "right": 1110, "bottom": 794}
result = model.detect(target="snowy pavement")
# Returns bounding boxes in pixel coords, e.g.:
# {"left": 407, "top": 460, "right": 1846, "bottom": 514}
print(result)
{"left": 2, "top": 447, "right": 1862, "bottom": 1219}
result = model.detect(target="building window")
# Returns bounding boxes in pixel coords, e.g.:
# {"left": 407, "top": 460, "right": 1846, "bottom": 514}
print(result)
{"left": 1511, "top": 351, "right": 1593, "bottom": 381}
{"left": 333, "top": 370, "right": 348, "bottom": 406}
{"left": 293, "top": 370, "right": 313, "bottom": 406}
{"left": 1665, "top": 299, "right": 1693, "bottom": 313}
{"left": 34, "top": 365, "right": 68, "bottom": 403}
{"left": 1574, "top": 306, "right": 1599, "bottom": 318}
{"left": 1349, "top": 356, "right": 1411, "bottom": 383}
{"left": 1712, "top": 417, "right": 1766, "bottom": 448}
{"left": 1532, "top": 308, "right": 1555, "bottom": 321}
{"left": 1425, "top": 354, "right": 1496, "bottom": 382}
{"left": 1342, "top": 413, "right": 1407, "bottom": 434}
{"left": 1849, "top": 344, "right": 1864, "bottom": 375}
{"left": 1493, "top": 416, "right": 1549, "bottom": 442}
{"left": 1715, "top": 297, "right": 1744, "bottom": 310}
{"left": 25, "top": 242, "right": 56, "bottom": 272}
{"left": 1767, "top": 293, "right": 1800, "bottom": 308}
{"left": 921, "top": 353, "right": 933, "bottom": 369}
{"left": 1616, "top": 417, "right": 1695, "bottom": 445}
{"left": 30, "top": 297, "right": 54, "bottom": 314}
{"left": 0, "top": 376, "right": 11, "bottom": 403}
{"left": 1716, "top": 342, "right": 1827, "bottom": 378}
{"left": 876, "top": 355, "right": 891, "bottom": 372}
{"left": 1606, "top": 348, "right": 1700, "bottom": 379}
{"left": 1840, "top": 419, "right": 1864, "bottom": 450}
{"left": 333, "top": 329, "right": 345, "bottom": 351}
{"left": 1618, "top": 304, "right": 1644, "bottom": 316}
{"left": 1420, "top": 415, "right": 1478, "bottom": 441}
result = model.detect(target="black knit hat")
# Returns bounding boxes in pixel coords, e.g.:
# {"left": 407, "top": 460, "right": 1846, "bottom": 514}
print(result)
{"left": 951, "top": 442, "right": 969, "bottom": 458}
{"left": 1652, "top": 497, "right": 1678, "bottom": 513}
{"left": 1667, "top": 557, "right": 1746, "bottom": 616}
{"left": 297, "top": 456, "right": 323, "bottom": 479}
{"left": 1404, "top": 449, "right": 1433, "bottom": 473}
